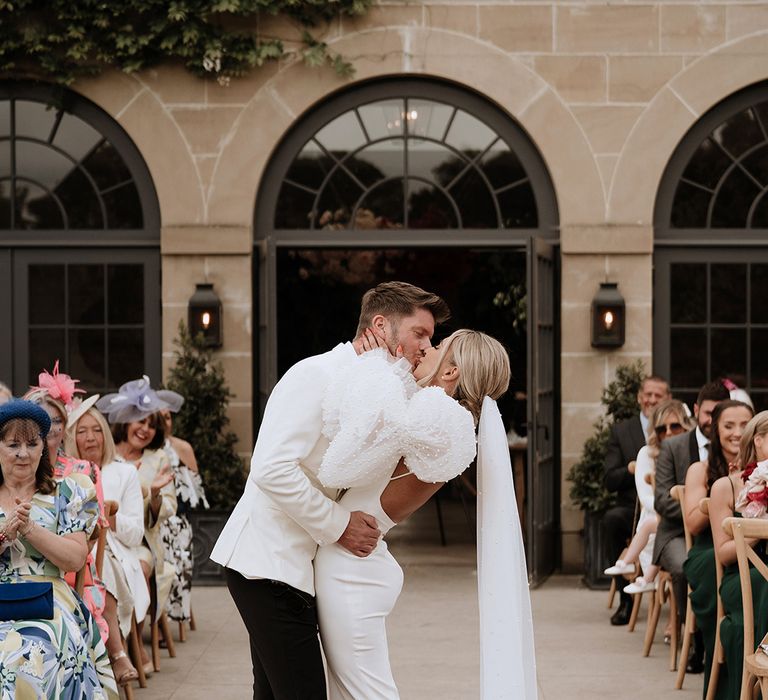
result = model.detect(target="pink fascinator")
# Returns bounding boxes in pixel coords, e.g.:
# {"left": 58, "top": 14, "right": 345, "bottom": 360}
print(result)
{"left": 33, "top": 361, "right": 85, "bottom": 408}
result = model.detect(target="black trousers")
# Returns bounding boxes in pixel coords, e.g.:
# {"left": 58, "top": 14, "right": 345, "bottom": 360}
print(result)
{"left": 225, "top": 568, "right": 327, "bottom": 700}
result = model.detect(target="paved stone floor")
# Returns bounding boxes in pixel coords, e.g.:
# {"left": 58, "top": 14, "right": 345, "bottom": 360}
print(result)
{"left": 135, "top": 500, "right": 705, "bottom": 699}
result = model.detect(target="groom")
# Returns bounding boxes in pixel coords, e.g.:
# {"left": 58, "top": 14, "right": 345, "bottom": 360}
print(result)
{"left": 211, "top": 281, "right": 450, "bottom": 699}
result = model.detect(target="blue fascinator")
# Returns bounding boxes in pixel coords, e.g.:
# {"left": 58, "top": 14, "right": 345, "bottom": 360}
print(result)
{"left": 96, "top": 376, "right": 183, "bottom": 425}
{"left": 0, "top": 399, "right": 52, "bottom": 438}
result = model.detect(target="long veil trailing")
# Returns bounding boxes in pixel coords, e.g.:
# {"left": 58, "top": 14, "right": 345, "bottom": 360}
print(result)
{"left": 477, "top": 396, "right": 538, "bottom": 699}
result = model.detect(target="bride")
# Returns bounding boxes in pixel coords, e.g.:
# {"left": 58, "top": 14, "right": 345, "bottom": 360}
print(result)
{"left": 314, "top": 329, "right": 537, "bottom": 699}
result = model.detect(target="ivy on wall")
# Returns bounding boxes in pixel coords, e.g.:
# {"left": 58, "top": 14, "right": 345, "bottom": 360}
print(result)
{"left": 0, "top": 0, "right": 371, "bottom": 85}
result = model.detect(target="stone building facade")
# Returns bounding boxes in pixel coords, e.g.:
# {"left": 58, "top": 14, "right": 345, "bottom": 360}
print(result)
{"left": 4, "top": 1, "right": 768, "bottom": 575}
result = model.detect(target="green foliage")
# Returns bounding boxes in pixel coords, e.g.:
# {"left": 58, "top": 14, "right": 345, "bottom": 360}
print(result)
{"left": 166, "top": 321, "right": 245, "bottom": 511}
{"left": 566, "top": 360, "right": 646, "bottom": 513}
{"left": 0, "top": 0, "right": 371, "bottom": 85}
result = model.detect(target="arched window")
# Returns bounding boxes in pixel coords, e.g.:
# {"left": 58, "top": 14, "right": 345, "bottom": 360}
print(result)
{"left": 0, "top": 83, "right": 160, "bottom": 393}
{"left": 654, "top": 83, "right": 768, "bottom": 409}
{"left": 263, "top": 79, "right": 557, "bottom": 234}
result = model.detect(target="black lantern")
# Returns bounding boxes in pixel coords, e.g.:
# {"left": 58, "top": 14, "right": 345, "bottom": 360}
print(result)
{"left": 188, "top": 283, "right": 223, "bottom": 348}
{"left": 591, "top": 282, "right": 625, "bottom": 348}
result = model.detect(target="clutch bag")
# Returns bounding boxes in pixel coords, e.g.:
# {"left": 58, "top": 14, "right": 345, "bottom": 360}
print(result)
{"left": 0, "top": 581, "right": 54, "bottom": 621}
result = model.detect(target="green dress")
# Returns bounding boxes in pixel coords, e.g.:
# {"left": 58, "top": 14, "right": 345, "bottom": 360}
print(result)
{"left": 717, "top": 513, "right": 768, "bottom": 700}
{"left": 684, "top": 526, "right": 719, "bottom": 698}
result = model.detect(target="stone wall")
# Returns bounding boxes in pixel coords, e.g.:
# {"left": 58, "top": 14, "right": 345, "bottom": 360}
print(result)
{"left": 68, "top": 1, "right": 768, "bottom": 564}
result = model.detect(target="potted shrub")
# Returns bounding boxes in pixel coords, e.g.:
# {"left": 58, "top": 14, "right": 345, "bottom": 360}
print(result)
{"left": 166, "top": 322, "right": 246, "bottom": 583}
{"left": 566, "top": 361, "right": 645, "bottom": 588}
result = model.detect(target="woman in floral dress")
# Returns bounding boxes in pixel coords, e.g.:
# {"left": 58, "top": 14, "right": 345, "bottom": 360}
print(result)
{"left": 0, "top": 399, "right": 116, "bottom": 699}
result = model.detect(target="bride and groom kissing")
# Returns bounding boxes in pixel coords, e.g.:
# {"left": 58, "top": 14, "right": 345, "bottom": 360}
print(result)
{"left": 211, "top": 281, "right": 537, "bottom": 700}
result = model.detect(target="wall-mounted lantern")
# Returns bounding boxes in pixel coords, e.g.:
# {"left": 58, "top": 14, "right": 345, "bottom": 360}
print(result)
{"left": 591, "top": 282, "right": 625, "bottom": 348}
{"left": 188, "top": 283, "right": 223, "bottom": 348}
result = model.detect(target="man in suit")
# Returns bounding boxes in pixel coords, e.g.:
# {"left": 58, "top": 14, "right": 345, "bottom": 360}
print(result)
{"left": 603, "top": 375, "right": 670, "bottom": 625}
{"left": 653, "top": 380, "right": 729, "bottom": 672}
{"left": 211, "top": 281, "right": 450, "bottom": 700}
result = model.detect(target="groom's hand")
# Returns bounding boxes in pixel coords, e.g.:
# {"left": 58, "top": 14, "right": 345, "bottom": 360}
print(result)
{"left": 337, "top": 511, "right": 380, "bottom": 557}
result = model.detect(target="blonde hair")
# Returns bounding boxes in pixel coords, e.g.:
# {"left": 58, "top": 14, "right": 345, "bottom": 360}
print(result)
{"left": 646, "top": 399, "right": 694, "bottom": 460}
{"left": 23, "top": 388, "right": 67, "bottom": 423}
{"left": 738, "top": 410, "right": 768, "bottom": 468}
{"left": 418, "top": 329, "right": 511, "bottom": 424}
{"left": 64, "top": 407, "right": 117, "bottom": 467}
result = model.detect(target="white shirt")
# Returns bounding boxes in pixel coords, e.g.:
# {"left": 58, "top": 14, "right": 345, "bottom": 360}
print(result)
{"left": 695, "top": 425, "right": 709, "bottom": 463}
{"left": 640, "top": 413, "right": 650, "bottom": 443}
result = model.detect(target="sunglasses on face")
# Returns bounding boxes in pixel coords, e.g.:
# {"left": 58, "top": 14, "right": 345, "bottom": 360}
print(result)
{"left": 655, "top": 422, "right": 683, "bottom": 437}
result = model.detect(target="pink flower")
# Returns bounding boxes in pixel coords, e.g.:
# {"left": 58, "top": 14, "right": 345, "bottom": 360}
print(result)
{"left": 33, "top": 361, "right": 84, "bottom": 408}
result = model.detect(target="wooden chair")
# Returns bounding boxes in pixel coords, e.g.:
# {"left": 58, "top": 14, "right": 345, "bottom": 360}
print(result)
{"left": 703, "top": 498, "right": 727, "bottom": 700}
{"left": 178, "top": 607, "right": 196, "bottom": 642}
{"left": 627, "top": 469, "right": 655, "bottom": 633}
{"left": 722, "top": 516, "right": 768, "bottom": 700}
{"left": 149, "top": 573, "right": 177, "bottom": 672}
{"left": 673, "top": 484, "right": 697, "bottom": 688}
{"left": 608, "top": 460, "right": 639, "bottom": 610}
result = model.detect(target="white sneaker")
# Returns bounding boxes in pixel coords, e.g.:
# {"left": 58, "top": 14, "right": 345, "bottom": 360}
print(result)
{"left": 604, "top": 560, "right": 635, "bottom": 576}
{"left": 624, "top": 578, "right": 657, "bottom": 595}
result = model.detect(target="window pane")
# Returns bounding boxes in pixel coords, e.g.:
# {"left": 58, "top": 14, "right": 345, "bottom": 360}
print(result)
{"left": 751, "top": 194, "right": 768, "bottom": 229}
{"left": 315, "top": 111, "right": 367, "bottom": 153}
{"left": 753, "top": 265, "right": 768, "bottom": 323}
{"left": 28, "top": 329, "right": 65, "bottom": 385}
{"left": 29, "top": 265, "right": 65, "bottom": 324}
{"left": 68, "top": 264, "right": 104, "bottom": 324}
{"left": 69, "top": 328, "right": 106, "bottom": 390}
{"left": 711, "top": 328, "right": 746, "bottom": 381}
{"left": 81, "top": 140, "right": 132, "bottom": 192}
{"left": 498, "top": 182, "right": 537, "bottom": 228}
{"left": 14, "top": 101, "right": 57, "bottom": 141}
{"left": 407, "top": 180, "right": 457, "bottom": 229}
{"left": 711, "top": 108, "right": 764, "bottom": 158}
{"left": 448, "top": 169, "right": 497, "bottom": 228}
{"left": 54, "top": 167, "right": 104, "bottom": 229}
{"left": 671, "top": 181, "right": 711, "bottom": 228}
{"left": 358, "top": 100, "right": 404, "bottom": 140}
{"left": 741, "top": 144, "right": 768, "bottom": 188}
{"left": 481, "top": 143, "right": 527, "bottom": 189}
{"left": 103, "top": 182, "right": 143, "bottom": 229}
{"left": 711, "top": 263, "right": 746, "bottom": 323}
{"left": 752, "top": 392, "right": 768, "bottom": 413}
{"left": 670, "top": 263, "right": 706, "bottom": 323}
{"left": 410, "top": 140, "right": 466, "bottom": 185}
{"left": 0, "top": 141, "right": 10, "bottom": 179}
{"left": 0, "top": 101, "right": 9, "bottom": 137}
{"left": 15, "top": 140, "right": 76, "bottom": 193}
{"left": 406, "top": 100, "right": 453, "bottom": 141}
{"left": 752, "top": 329, "right": 768, "bottom": 389}
{"left": 0, "top": 179, "right": 9, "bottom": 229}
{"left": 108, "top": 329, "right": 145, "bottom": 388}
{"left": 348, "top": 140, "right": 402, "bottom": 187}
{"left": 284, "top": 141, "right": 331, "bottom": 191}
{"left": 53, "top": 112, "right": 102, "bottom": 163}
{"left": 14, "top": 180, "right": 64, "bottom": 229}
{"left": 711, "top": 167, "right": 761, "bottom": 228}
{"left": 671, "top": 328, "right": 707, "bottom": 388}
{"left": 355, "top": 179, "right": 404, "bottom": 228}
{"left": 682, "top": 138, "right": 731, "bottom": 190}
{"left": 445, "top": 110, "right": 496, "bottom": 154}
{"left": 315, "top": 168, "right": 363, "bottom": 230}
{"left": 275, "top": 183, "right": 315, "bottom": 228}
{"left": 108, "top": 265, "right": 144, "bottom": 324}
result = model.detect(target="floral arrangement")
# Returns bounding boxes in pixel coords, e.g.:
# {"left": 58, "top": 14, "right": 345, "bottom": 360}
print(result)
{"left": 736, "top": 461, "right": 768, "bottom": 519}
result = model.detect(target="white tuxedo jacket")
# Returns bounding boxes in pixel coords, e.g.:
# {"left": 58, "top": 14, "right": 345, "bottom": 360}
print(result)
{"left": 211, "top": 342, "right": 355, "bottom": 595}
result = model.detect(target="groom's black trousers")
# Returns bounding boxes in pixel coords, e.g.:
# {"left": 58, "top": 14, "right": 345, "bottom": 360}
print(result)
{"left": 225, "top": 568, "right": 327, "bottom": 700}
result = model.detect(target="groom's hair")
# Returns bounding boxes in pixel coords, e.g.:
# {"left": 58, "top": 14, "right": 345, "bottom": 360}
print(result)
{"left": 355, "top": 281, "right": 449, "bottom": 337}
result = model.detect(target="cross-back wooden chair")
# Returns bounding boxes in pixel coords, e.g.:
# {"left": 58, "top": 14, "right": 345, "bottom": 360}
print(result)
{"left": 722, "top": 516, "right": 768, "bottom": 700}
{"left": 702, "top": 497, "right": 727, "bottom": 700}
{"left": 643, "top": 478, "right": 681, "bottom": 672}
{"left": 626, "top": 469, "right": 656, "bottom": 633}
{"left": 608, "top": 460, "right": 639, "bottom": 610}
{"left": 673, "top": 484, "right": 698, "bottom": 688}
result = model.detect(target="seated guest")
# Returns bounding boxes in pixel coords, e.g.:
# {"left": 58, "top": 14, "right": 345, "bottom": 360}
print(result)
{"left": 0, "top": 383, "right": 11, "bottom": 405}
{"left": 708, "top": 410, "right": 768, "bottom": 699}
{"left": 66, "top": 396, "right": 144, "bottom": 687}
{"left": 603, "top": 375, "right": 670, "bottom": 624}
{"left": 605, "top": 399, "right": 692, "bottom": 594}
{"left": 684, "top": 400, "right": 753, "bottom": 693}
{"left": 0, "top": 399, "right": 116, "bottom": 698}
{"left": 97, "top": 378, "right": 178, "bottom": 671}
{"left": 654, "top": 380, "right": 730, "bottom": 672}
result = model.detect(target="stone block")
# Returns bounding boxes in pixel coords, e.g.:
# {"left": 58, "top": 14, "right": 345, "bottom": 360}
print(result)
{"left": 560, "top": 532, "right": 584, "bottom": 573}
{"left": 595, "top": 155, "right": 618, "bottom": 200}
{"left": 572, "top": 105, "right": 644, "bottom": 155}
{"left": 556, "top": 5, "right": 659, "bottom": 53}
{"left": 560, "top": 304, "right": 592, "bottom": 355}
{"left": 608, "top": 55, "right": 684, "bottom": 103}
{"left": 342, "top": 5, "right": 423, "bottom": 33}
{"left": 727, "top": 5, "right": 768, "bottom": 41}
{"left": 561, "top": 403, "right": 604, "bottom": 456}
{"left": 206, "top": 63, "right": 280, "bottom": 105}
{"left": 161, "top": 226, "right": 252, "bottom": 255}
{"left": 203, "top": 256, "right": 253, "bottom": 306}
{"left": 170, "top": 106, "right": 242, "bottom": 155}
{"left": 195, "top": 156, "right": 218, "bottom": 193}
{"left": 534, "top": 55, "right": 606, "bottom": 103}
{"left": 161, "top": 255, "right": 206, "bottom": 305}
{"left": 660, "top": 5, "right": 726, "bottom": 53}
{"left": 561, "top": 225, "right": 653, "bottom": 255}
{"left": 561, "top": 255, "right": 607, "bottom": 306}
{"left": 227, "top": 403, "right": 254, "bottom": 455}
{"left": 606, "top": 352, "right": 653, "bottom": 382}
{"left": 73, "top": 70, "right": 143, "bottom": 119}
{"left": 606, "top": 254, "right": 652, "bottom": 303}
{"left": 137, "top": 62, "right": 207, "bottom": 105}
{"left": 218, "top": 355, "right": 253, "bottom": 404}
{"left": 562, "top": 355, "right": 607, "bottom": 404}
{"left": 424, "top": 4, "right": 477, "bottom": 35}
{"left": 478, "top": 5, "right": 553, "bottom": 52}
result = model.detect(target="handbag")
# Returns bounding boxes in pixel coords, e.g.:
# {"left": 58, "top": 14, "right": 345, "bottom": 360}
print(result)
{"left": 0, "top": 581, "right": 54, "bottom": 621}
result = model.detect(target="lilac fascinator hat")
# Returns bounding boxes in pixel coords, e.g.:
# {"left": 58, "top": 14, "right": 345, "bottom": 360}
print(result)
{"left": 96, "top": 376, "right": 184, "bottom": 424}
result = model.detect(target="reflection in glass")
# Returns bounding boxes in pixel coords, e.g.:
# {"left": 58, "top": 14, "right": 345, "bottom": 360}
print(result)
{"left": 103, "top": 182, "right": 143, "bottom": 229}
{"left": 497, "top": 182, "right": 537, "bottom": 228}
{"left": 742, "top": 145, "right": 768, "bottom": 188}
{"left": 752, "top": 265, "right": 768, "bottom": 323}
{"left": 445, "top": 110, "right": 496, "bottom": 153}
{"left": 54, "top": 168, "right": 103, "bottom": 229}
{"left": 0, "top": 102, "right": 9, "bottom": 137}
{"left": 358, "top": 100, "right": 404, "bottom": 140}
{"left": 449, "top": 169, "right": 497, "bottom": 228}
{"left": 407, "top": 101, "right": 453, "bottom": 141}
{"left": 350, "top": 140, "right": 403, "bottom": 185}
{"left": 315, "top": 111, "right": 367, "bottom": 153}
{"left": 68, "top": 265, "right": 104, "bottom": 325}
{"left": 753, "top": 195, "right": 768, "bottom": 229}
{"left": 284, "top": 141, "right": 330, "bottom": 191}
{"left": 14, "top": 180, "right": 64, "bottom": 229}
{"left": 670, "top": 263, "right": 706, "bottom": 323}
{"left": 355, "top": 179, "right": 404, "bottom": 228}
{"left": 711, "top": 263, "right": 746, "bottom": 323}
{"left": 752, "top": 329, "right": 768, "bottom": 388}
{"left": 671, "top": 328, "right": 707, "bottom": 388}
{"left": 711, "top": 109, "right": 763, "bottom": 158}
{"left": 29, "top": 265, "right": 65, "bottom": 324}
{"left": 711, "top": 168, "right": 761, "bottom": 228}
{"left": 53, "top": 112, "right": 102, "bottom": 163}
{"left": 671, "top": 181, "right": 711, "bottom": 228}
{"left": 275, "top": 183, "right": 316, "bottom": 229}
{"left": 82, "top": 140, "right": 131, "bottom": 192}
{"left": 316, "top": 168, "right": 363, "bottom": 230}
{"left": 108, "top": 329, "right": 145, "bottom": 387}
{"left": 69, "top": 328, "right": 106, "bottom": 388}
{"left": 0, "top": 180, "right": 9, "bottom": 229}
{"left": 682, "top": 138, "right": 731, "bottom": 190}
{"left": 15, "top": 140, "right": 76, "bottom": 192}
{"left": 408, "top": 140, "right": 462, "bottom": 184}
{"left": 0, "top": 141, "right": 9, "bottom": 179}
{"left": 14, "top": 101, "right": 56, "bottom": 141}
{"left": 108, "top": 265, "right": 144, "bottom": 324}
{"left": 407, "top": 180, "right": 457, "bottom": 229}
{"left": 711, "top": 328, "right": 746, "bottom": 380}
{"left": 28, "top": 329, "right": 65, "bottom": 385}
{"left": 481, "top": 144, "right": 526, "bottom": 189}
{"left": 753, "top": 393, "right": 768, "bottom": 413}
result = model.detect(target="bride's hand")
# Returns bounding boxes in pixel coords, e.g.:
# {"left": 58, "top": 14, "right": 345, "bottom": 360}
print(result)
{"left": 353, "top": 328, "right": 405, "bottom": 361}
